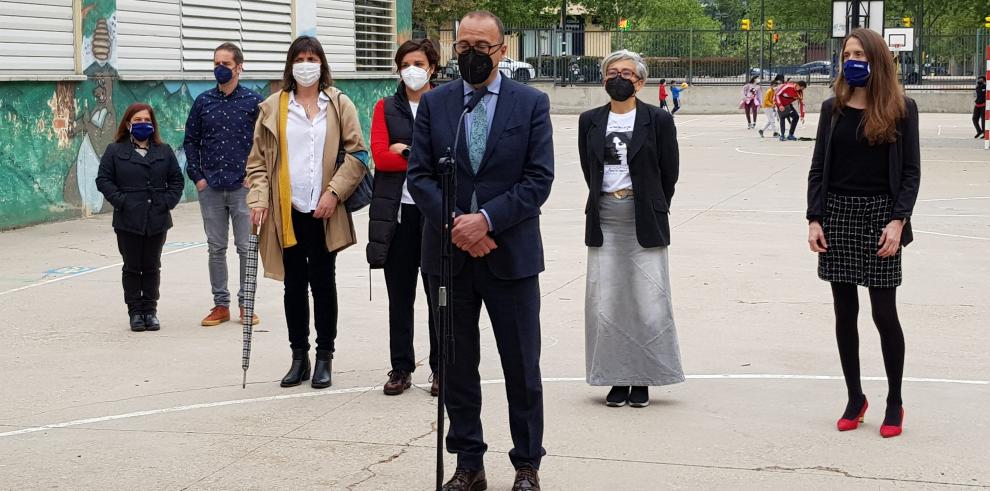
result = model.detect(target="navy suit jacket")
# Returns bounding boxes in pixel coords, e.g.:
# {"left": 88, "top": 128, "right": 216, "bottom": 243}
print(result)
{"left": 407, "top": 77, "right": 555, "bottom": 280}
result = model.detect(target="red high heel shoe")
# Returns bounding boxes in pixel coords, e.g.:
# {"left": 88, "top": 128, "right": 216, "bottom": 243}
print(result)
{"left": 836, "top": 398, "right": 869, "bottom": 431}
{"left": 880, "top": 408, "right": 904, "bottom": 438}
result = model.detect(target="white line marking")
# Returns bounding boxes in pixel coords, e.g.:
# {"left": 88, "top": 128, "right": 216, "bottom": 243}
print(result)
{"left": 914, "top": 230, "right": 990, "bottom": 241}
{"left": 923, "top": 159, "right": 988, "bottom": 164}
{"left": 677, "top": 209, "right": 990, "bottom": 218}
{"left": 1, "top": 374, "right": 986, "bottom": 439}
{"left": 0, "top": 244, "right": 206, "bottom": 297}
{"left": 733, "top": 147, "right": 802, "bottom": 157}
{"left": 919, "top": 197, "right": 990, "bottom": 202}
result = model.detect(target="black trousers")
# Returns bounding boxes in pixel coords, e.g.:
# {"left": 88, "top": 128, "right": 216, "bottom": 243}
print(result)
{"left": 282, "top": 209, "right": 338, "bottom": 353}
{"left": 671, "top": 98, "right": 681, "bottom": 114}
{"left": 116, "top": 230, "right": 167, "bottom": 315}
{"left": 385, "top": 204, "right": 438, "bottom": 373}
{"left": 780, "top": 104, "right": 799, "bottom": 136}
{"left": 974, "top": 105, "right": 986, "bottom": 135}
{"left": 430, "top": 259, "right": 545, "bottom": 471}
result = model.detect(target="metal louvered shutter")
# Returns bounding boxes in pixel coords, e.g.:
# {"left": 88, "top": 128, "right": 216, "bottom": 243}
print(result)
{"left": 117, "top": 0, "right": 181, "bottom": 74}
{"left": 180, "top": 0, "right": 242, "bottom": 72}
{"left": 317, "top": 0, "right": 357, "bottom": 73}
{"left": 354, "top": 0, "right": 394, "bottom": 72}
{"left": 0, "top": 0, "right": 75, "bottom": 77}
{"left": 239, "top": 0, "right": 292, "bottom": 73}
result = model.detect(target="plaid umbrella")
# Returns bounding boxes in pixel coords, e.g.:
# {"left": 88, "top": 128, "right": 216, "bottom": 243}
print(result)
{"left": 241, "top": 225, "right": 261, "bottom": 388}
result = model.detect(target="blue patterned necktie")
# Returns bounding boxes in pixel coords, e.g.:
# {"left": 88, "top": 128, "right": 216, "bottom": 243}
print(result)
{"left": 468, "top": 91, "right": 488, "bottom": 212}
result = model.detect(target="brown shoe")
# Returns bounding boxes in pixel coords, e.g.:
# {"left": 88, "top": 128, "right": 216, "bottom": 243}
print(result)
{"left": 442, "top": 468, "right": 487, "bottom": 491}
{"left": 383, "top": 370, "right": 412, "bottom": 395}
{"left": 239, "top": 306, "right": 260, "bottom": 326}
{"left": 430, "top": 372, "right": 440, "bottom": 397}
{"left": 201, "top": 306, "right": 230, "bottom": 326}
{"left": 512, "top": 466, "right": 540, "bottom": 491}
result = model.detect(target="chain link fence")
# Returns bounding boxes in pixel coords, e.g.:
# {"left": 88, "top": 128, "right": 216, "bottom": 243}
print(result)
{"left": 428, "top": 27, "right": 989, "bottom": 90}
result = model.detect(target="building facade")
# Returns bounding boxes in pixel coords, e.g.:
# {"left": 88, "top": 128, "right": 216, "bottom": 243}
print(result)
{"left": 0, "top": 0, "right": 411, "bottom": 229}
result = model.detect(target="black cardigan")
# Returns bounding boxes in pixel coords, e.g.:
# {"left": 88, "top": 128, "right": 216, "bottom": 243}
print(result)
{"left": 807, "top": 97, "right": 921, "bottom": 246}
{"left": 95, "top": 141, "right": 184, "bottom": 236}
{"left": 578, "top": 99, "right": 679, "bottom": 248}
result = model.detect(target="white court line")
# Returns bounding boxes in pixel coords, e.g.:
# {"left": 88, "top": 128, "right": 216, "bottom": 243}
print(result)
{"left": 919, "top": 196, "right": 990, "bottom": 202}
{"left": 0, "top": 244, "right": 206, "bottom": 297}
{"left": 914, "top": 230, "right": 990, "bottom": 241}
{"left": 1, "top": 374, "right": 986, "bottom": 439}
{"left": 733, "top": 147, "right": 803, "bottom": 157}
{"left": 923, "top": 159, "right": 988, "bottom": 164}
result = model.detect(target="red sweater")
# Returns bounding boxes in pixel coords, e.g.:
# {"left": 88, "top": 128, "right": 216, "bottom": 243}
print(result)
{"left": 658, "top": 84, "right": 668, "bottom": 100}
{"left": 370, "top": 98, "right": 408, "bottom": 172}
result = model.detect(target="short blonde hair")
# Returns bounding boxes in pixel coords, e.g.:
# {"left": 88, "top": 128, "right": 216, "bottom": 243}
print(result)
{"left": 602, "top": 49, "right": 648, "bottom": 80}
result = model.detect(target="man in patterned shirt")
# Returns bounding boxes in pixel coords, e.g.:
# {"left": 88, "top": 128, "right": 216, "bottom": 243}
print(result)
{"left": 184, "top": 42, "right": 265, "bottom": 327}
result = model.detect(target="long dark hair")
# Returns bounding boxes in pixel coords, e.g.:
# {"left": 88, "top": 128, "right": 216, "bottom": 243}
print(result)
{"left": 114, "top": 103, "right": 163, "bottom": 145}
{"left": 281, "top": 36, "right": 333, "bottom": 92}
{"left": 833, "top": 28, "right": 906, "bottom": 144}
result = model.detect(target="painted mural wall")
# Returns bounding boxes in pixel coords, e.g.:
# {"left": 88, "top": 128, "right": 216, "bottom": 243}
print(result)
{"left": 0, "top": 0, "right": 407, "bottom": 230}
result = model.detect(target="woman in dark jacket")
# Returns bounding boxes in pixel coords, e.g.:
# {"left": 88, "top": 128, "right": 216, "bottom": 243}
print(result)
{"left": 807, "top": 28, "right": 921, "bottom": 438}
{"left": 578, "top": 50, "right": 684, "bottom": 409}
{"left": 367, "top": 39, "right": 440, "bottom": 397}
{"left": 974, "top": 75, "right": 986, "bottom": 139}
{"left": 96, "top": 103, "right": 184, "bottom": 332}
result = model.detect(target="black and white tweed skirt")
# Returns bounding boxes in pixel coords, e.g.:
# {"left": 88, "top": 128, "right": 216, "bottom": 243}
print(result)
{"left": 818, "top": 193, "right": 902, "bottom": 288}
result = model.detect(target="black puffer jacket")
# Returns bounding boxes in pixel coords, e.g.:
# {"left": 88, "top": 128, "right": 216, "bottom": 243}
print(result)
{"left": 367, "top": 85, "right": 416, "bottom": 268}
{"left": 96, "top": 141, "right": 185, "bottom": 235}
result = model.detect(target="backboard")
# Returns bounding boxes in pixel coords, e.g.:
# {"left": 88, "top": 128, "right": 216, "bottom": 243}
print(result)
{"left": 884, "top": 28, "right": 914, "bottom": 52}
{"left": 832, "top": 0, "right": 885, "bottom": 38}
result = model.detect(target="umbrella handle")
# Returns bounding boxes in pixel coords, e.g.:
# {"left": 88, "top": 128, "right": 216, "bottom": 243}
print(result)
{"left": 253, "top": 223, "right": 260, "bottom": 236}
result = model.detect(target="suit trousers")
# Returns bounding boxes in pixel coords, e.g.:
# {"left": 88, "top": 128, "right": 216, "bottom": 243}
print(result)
{"left": 385, "top": 204, "right": 438, "bottom": 373}
{"left": 430, "top": 259, "right": 546, "bottom": 471}
{"left": 116, "top": 230, "right": 167, "bottom": 315}
{"left": 282, "top": 209, "right": 338, "bottom": 353}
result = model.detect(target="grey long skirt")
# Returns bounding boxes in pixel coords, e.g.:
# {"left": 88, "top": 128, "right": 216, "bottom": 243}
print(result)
{"left": 585, "top": 195, "right": 686, "bottom": 387}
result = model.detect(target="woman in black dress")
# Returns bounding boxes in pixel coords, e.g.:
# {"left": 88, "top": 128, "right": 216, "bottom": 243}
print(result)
{"left": 807, "top": 28, "right": 920, "bottom": 438}
{"left": 96, "top": 103, "right": 185, "bottom": 332}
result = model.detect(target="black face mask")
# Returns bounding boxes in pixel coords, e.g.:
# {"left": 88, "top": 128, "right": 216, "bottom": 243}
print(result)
{"left": 458, "top": 49, "right": 495, "bottom": 85}
{"left": 605, "top": 77, "right": 636, "bottom": 102}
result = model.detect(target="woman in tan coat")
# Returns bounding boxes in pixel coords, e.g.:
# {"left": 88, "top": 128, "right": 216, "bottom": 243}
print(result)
{"left": 246, "top": 36, "right": 368, "bottom": 389}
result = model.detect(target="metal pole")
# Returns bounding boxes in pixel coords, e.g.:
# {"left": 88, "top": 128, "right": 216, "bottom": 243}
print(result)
{"left": 688, "top": 28, "right": 694, "bottom": 84}
{"left": 560, "top": 0, "right": 567, "bottom": 86}
{"left": 759, "top": 0, "right": 765, "bottom": 76}
{"left": 851, "top": 0, "right": 861, "bottom": 29}
{"left": 746, "top": 30, "right": 751, "bottom": 80}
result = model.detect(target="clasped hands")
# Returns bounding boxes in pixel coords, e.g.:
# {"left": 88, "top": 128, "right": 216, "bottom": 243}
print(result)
{"left": 452, "top": 213, "right": 497, "bottom": 258}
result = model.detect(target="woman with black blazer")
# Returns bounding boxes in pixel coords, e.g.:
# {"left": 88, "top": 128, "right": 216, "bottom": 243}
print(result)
{"left": 367, "top": 39, "right": 440, "bottom": 397}
{"left": 96, "top": 103, "right": 184, "bottom": 332}
{"left": 578, "top": 50, "right": 684, "bottom": 409}
{"left": 807, "top": 28, "right": 921, "bottom": 438}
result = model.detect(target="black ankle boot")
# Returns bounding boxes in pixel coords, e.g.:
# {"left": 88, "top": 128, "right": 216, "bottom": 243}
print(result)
{"left": 312, "top": 349, "right": 332, "bottom": 389}
{"left": 129, "top": 314, "right": 146, "bottom": 332}
{"left": 280, "top": 349, "right": 310, "bottom": 387}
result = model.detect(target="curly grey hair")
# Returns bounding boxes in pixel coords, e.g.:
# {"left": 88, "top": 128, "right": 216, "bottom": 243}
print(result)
{"left": 601, "top": 49, "right": 648, "bottom": 80}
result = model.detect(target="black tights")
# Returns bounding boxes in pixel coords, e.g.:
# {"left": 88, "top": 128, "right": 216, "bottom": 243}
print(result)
{"left": 831, "top": 283, "right": 905, "bottom": 424}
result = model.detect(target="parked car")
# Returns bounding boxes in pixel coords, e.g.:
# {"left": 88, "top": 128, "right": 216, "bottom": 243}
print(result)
{"left": 443, "top": 57, "right": 537, "bottom": 83}
{"left": 747, "top": 67, "right": 775, "bottom": 79}
{"left": 796, "top": 60, "right": 831, "bottom": 75}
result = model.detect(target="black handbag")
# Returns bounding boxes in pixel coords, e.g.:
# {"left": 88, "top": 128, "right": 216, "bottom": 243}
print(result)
{"left": 331, "top": 93, "right": 373, "bottom": 213}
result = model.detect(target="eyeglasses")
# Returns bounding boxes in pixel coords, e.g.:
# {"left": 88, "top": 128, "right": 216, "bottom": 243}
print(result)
{"left": 453, "top": 41, "right": 504, "bottom": 55}
{"left": 606, "top": 69, "right": 640, "bottom": 81}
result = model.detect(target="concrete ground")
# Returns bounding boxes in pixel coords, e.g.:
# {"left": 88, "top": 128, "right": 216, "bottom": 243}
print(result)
{"left": 0, "top": 113, "right": 987, "bottom": 490}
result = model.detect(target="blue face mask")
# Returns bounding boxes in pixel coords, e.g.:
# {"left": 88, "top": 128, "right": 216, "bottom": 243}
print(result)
{"left": 214, "top": 65, "right": 233, "bottom": 85}
{"left": 843, "top": 60, "right": 870, "bottom": 88}
{"left": 130, "top": 122, "right": 155, "bottom": 141}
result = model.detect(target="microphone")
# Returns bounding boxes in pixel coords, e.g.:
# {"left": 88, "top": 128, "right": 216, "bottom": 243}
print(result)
{"left": 464, "top": 89, "right": 488, "bottom": 114}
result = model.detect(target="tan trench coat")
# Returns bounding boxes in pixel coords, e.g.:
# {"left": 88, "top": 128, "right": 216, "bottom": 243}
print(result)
{"left": 246, "top": 88, "right": 368, "bottom": 281}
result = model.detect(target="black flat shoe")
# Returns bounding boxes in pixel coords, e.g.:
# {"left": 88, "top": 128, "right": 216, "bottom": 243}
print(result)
{"left": 629, "top": 386, "right": 650, "bottom": 408}
{"left": 280, "top": 349, "right": 310, "bottom": 387}
{"left": 312, "top": 349, "right": 332, "bottom": 389}
{"left": 129, "top": 315, "right": 146, "bottom": 332}
{"left": 605, "top": 386, "right": 630, "bottom": 407}
{"left": 143, "top": 314, "right": 160, "bottom": 331}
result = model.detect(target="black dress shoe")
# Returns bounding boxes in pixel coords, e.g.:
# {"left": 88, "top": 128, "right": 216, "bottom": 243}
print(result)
{"left": 129, "top": 315, "right": 146, "bottom": 332}
{"left": 629, "top": 386, "right": 650, "bottom": 408}
{"left": 442, "top": 468, "right": 487, "bottom": 491}
{"left": 280, "top": 349, "right": 310, "bottom": 387}
{"left": 512, "top": 466, "right": 540, "bottom": 491}
{"left": 312, "top": 349, "right": 332, "bottom": 389}
{"left": 605, "top": 386, "right": 630, "bottom": 407}
{"left": 143, "top": 314, "right": 160, "bottom": 331}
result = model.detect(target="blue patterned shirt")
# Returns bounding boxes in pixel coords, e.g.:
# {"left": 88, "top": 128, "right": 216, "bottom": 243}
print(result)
{"left": 183, "top": 84, "right": 264, "bottom": 190}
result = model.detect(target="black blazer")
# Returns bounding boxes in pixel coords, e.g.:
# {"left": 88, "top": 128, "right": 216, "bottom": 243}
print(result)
{"left": 578, "top": 99, "right": 679, "bottom": 248}
{"left": 807, "top": 97, "right": 920, "bottom": 246}
{"left": 95, "top": 141, "right": 185, "bottom": 236}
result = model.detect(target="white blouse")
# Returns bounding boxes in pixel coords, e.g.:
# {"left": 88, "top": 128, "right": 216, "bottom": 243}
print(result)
{"left": 287, "top": 91, "right": 330, "bottom": 213}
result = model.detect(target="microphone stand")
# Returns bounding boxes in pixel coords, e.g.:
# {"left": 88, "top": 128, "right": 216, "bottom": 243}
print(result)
{"left": 436, "top": 88, "right": 486, "bottom": 491}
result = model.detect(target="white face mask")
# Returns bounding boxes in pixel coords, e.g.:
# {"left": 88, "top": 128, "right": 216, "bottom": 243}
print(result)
{"left": 292, "top": 62, "right": 321, "bottom": 88}
{"left": 400, "top": 66, "right": 430, "bottom": 91}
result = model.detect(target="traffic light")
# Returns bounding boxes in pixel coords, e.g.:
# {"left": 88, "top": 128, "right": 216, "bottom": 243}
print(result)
{"left": 766, "top": 19, "right": 774, "bottom": 30}
{"left": 985, "top": 16, "right": 990, "bottom": 28}
{"left": 741, "top": 19, "right": 751, "bottom": 31}
{"left": 902, "top": 17, "right": 912, "bottom": 28}
{"left": 773, "top": 33, "right": 780, "bottom": 43}
{"left": 618, "top": 18, "right": 629, "bottom": 31}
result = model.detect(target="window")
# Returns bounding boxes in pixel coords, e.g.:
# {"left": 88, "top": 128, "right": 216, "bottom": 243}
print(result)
{"left": 0, "top": 0, "right": 76, "bottom": 78}
{"left": 317, "top": 0, "right": 357, "bottom": 73}
{"left": 117, "top": 0, "right": 181, "bottom": 74}
{"left": 354, "top": 0, "right": 394, "bottom": 71}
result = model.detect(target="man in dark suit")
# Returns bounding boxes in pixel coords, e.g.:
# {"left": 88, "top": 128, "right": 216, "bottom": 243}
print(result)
{"left": 406, "top": 10, "right": 554, "bottom": 491}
